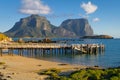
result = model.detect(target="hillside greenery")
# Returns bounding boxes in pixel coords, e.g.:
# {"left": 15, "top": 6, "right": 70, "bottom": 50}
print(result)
{"left": 39, "top": 67, "right": 120, "bottom": 80}
{"left": 0, "top": 33, "right": 9, "bottom": 41}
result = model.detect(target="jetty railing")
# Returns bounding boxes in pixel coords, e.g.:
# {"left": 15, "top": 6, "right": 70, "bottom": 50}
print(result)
{"left": 0, "top": 43, "right": 105, "bottom": 56}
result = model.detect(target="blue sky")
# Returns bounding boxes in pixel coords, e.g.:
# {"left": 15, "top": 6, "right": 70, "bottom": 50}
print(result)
{"left": 0, "top": 0, "right": 120, "bottom": 38}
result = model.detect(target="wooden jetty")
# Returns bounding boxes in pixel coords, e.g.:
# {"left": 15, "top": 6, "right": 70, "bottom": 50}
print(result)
{"left": 0, "top": 43, "right": 105, "bottom": 56}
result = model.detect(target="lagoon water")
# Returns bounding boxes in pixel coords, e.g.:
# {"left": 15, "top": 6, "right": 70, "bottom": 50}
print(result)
{"left": 13, "top": 38, "right": 120, "bottom": 68}
{"left": 36, "top": 39, "right": 120, "bottom": 68}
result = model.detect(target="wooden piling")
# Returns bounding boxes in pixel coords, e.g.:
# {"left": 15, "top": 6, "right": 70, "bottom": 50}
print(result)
{"left": 0, "top": 49, "right": 2, "bottom": 56}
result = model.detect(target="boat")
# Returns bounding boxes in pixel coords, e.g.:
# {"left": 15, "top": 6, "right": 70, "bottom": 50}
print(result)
{"left": 74, "top": 46, "right": 87, "bottom": 54}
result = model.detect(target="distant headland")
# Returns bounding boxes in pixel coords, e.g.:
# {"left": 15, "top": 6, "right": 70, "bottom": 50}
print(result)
{"left": 82, "top": 35, "right": 114, "bottom": 39}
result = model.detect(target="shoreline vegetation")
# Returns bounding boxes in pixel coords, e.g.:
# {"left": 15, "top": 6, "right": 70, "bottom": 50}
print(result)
{"left": 0, "top": 55, "right": 120, "bottom": 80}
{"left": 39, "top": 67, "right": 120, "bottom": 80}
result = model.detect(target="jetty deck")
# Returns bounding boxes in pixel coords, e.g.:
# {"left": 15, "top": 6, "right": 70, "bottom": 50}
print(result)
{"left": 0, "top": 43, "right": 105, "bottom": 56}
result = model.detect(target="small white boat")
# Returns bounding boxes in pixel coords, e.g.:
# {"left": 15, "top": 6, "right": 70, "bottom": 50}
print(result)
{"left": 74, "top": 47, "right": 87, "bottom": 54}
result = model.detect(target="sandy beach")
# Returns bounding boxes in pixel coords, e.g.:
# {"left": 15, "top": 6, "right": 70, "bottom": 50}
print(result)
{"left": 0, "top": 55, "right": 86, "bottom": 80}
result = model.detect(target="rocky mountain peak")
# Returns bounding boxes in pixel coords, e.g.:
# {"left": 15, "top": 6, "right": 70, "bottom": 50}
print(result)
{"left": 20, "top": 14, "right": 50, "bottom": 29}
{"left": 4, "top": 15, "right": 55, "bottom": 37}
{"left": 4, "top": 15, "right": 94, "bottom": 38}
{"left": 60, "top": 18, "right": 93, "bottom": 36}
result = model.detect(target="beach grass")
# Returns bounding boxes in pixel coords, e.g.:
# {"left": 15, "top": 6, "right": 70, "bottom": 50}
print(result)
{"left": 39, "top": 68, "right": 61, "bottom": 79}
{"left": 38, "top": 67, "right": 120, "bottom": 80}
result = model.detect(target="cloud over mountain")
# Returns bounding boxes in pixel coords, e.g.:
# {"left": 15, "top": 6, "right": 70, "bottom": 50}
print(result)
{"left": 20, "top": 0, "right": 51, "bottom": 15}
{"left": 93, "top": 18, "right": 100, "bottom": 22}
{"left": 81, "top": 1, "right": 98, "bottom": 14}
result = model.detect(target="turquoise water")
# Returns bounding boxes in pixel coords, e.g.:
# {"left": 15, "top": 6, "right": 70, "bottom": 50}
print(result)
{"left": 13, "top": 38, "right": 120, "bottom": 68}
{"left": 36, "top": 39, "right": 120, "bottom": 68}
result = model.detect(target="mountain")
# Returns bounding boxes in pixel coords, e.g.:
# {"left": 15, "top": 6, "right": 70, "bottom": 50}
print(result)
{"left": 4, "top": 15, "right": 94, "bottom": 38}
{"left": 4, "top": 15, "right": 56, "bottom": 38}
{"left": 60, "top": 18, "right": 93, "bottom": 36}
{"left": 52, "top": 27, "right": 77, "bottom": 37}
{"left": 82, "top": 35, "right": 114, "bottom": 39}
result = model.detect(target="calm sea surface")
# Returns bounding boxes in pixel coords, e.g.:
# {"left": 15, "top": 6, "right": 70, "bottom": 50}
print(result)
{"left": 14, "top": 38, "right": 120, "bottom": 68}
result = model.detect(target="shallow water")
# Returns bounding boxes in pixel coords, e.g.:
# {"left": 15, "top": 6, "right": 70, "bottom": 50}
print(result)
{"left": 13, "top": 38, "right": 120, "bottom": 68}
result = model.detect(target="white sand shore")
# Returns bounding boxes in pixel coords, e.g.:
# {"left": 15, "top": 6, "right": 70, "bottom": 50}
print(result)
{"left": 0, "top": 55, "right": 86, "bottom": 80}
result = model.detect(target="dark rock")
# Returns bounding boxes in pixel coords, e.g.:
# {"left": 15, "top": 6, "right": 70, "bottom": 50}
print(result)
{"left": 6, "top": 76, "right": 12, "bottom": 79}
{"left": 60, "top": 18, "right": 94, "bottom": 36}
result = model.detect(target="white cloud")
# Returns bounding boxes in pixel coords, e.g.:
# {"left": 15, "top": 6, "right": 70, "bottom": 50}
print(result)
{"left": 93, "top": 18, "right": 100, "bottom": 22}
{"left": 20, "top": 0, "right": 51, "bottom": 15}
{"left": 81, "top": 1, "right": 98, "bottom": 14}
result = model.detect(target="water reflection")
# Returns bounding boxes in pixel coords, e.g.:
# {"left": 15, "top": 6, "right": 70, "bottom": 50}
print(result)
{"left": 9, "top": 39, "right": 120, "bottom": 68}
{"left": 12, "top": 48, "right": 105, "bottom": 67}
